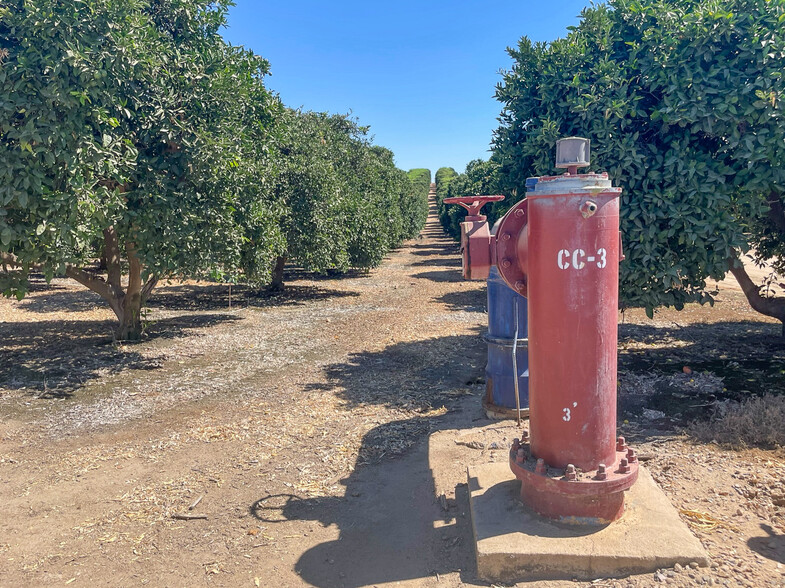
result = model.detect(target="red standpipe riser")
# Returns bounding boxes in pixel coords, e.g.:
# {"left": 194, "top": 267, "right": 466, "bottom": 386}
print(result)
{"left": 525, "top": 191, "right": 620, "bottom": 471}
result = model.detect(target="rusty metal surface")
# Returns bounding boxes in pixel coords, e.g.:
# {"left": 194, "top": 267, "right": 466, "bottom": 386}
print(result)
{"left": 525, "top": 174, "right": 622, "bottom": 472}
{"left": 443, "top": 195, "right": 504, "bottom": 281}
{"left": 494, "top": 199, "right": 529, "bottom": 296}
{"left": 509, "top": 435, "right": 638, "bottom": 524}
{"left": 460, "top": 220, "right": 492, "bottom": 280}
{"left": 445, "top": 142, "right": 637, "bottom": 524}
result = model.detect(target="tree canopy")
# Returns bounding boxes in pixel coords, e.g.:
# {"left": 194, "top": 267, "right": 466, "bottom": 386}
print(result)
{"left": 244, "top": 109, "right": 428, "bottom": 291}
{"left": 0, "top": 0, "right": 427, "bottom": 338}
{"left": 489, "top": 0, "right": 785, "bottom": 328}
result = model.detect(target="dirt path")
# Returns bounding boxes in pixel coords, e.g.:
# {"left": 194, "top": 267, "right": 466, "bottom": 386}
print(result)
{"left": 0, "top": 195, "right": 490, "bottom": 587}
{"left": 1, "top": 193, "right": 785, "bottom": 587}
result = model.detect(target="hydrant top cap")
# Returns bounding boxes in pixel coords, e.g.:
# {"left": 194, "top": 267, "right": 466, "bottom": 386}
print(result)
{"left": 555, "top": 137, "right": 590, "bottom": 169}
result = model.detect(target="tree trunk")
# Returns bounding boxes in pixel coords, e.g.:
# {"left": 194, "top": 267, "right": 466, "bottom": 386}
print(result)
{"left": 114, "top": 242, "right": 144, "bottom": 340}
{"left": 2, "top": 230, "right": 158, "bottom": 341}
{"left": 114, "top": 304, "right": 142, "bottom": 340}
{"left": 268, "top": 255, "right": 287, "bottom": 292}
{"left": 728, "top": 257, "right": 785, "bottom": 337}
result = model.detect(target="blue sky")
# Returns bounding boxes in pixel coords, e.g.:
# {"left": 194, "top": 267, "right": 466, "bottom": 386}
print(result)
{"left": 224, "top": 1, "right": 590, "bottom": 177}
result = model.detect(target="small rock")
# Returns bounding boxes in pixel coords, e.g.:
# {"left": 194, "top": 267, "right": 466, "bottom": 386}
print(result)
{"left": 643, "top": 408, "right": 666, "bottom": 420}
{"left": 689, "top": 562, "right": 700, "bottom": 569}
{"left": 655, "top": 572, "right": 667, "bottom": 582}
{"left": 674, "top": 563, "right": 683, "bottom": 572}
{"left": 454, "top": 439, "right": 484, "bottom": 450}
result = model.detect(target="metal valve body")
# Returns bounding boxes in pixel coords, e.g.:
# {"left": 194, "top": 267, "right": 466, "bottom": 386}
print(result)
{"left": 444, "top": 139, "right": 637, "bottom": 524}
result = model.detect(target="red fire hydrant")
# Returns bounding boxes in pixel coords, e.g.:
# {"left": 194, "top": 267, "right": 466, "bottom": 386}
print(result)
{"left": 445, "top": 138, "right": 637, "bottom": 524}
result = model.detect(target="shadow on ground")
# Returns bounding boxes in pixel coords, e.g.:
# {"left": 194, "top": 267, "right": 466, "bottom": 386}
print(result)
{"left": 250, "top": 425, "right": 476, "bottom": 587}
{"left": 410, "top": 257, "right": 461, "bottom": 268}
{"left": 19, "top": 287, "right": 104, "bottom": 313}
{"left": 0, "top": 313, "right": 241, "bottom": 397}
{"left": 4, "top": 279, "right": 358, "bottom": 397}
{"left": 618, "top": 320, "right": 785, "bottom": 413}
{"left": 253, "top": 331, "right": 487, "bottom": 586}
{"left": 748, "top": 524, "right": 785, "bottom": 564}
{"left": 148, "top": 283, "right": 360, "bottom": 311}
{"left": 412, "top": 269, "right": 464, "bottom": 283}
{"left": 306, "top": 329, "right": 486, "bottom": 411}
{"left": 436, "top": 289, "right": 487, "bottom": 313}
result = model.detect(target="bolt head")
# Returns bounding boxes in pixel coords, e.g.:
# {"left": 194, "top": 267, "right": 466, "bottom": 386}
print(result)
{"left": 627, "top": 448, "right": 637, "bottom": 463}
{"left": 514, "top": 209, "right": 524, "bottom": 218}
{"left": 514, "top": 280, "right": 525, "bottom": 291}
{"left": 501, "top": 258, "right": 512, "bottom": 268}
{"left": 516, "top": 448, "right": 525, "bottom": 464}
{"left": 616, "top": 436, "right": 627, "bottom": 451}
{"left": 596, "top": 463, "right": 608, "bottom": 480}
{"left": 501, "top": 232, "right": 511, "bottom": 241}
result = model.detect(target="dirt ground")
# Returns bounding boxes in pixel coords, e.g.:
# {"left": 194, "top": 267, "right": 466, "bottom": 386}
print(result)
{"left": 1, "top": 195, "right": 785, "bottom": 587}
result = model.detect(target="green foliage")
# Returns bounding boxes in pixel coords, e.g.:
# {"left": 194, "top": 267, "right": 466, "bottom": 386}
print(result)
{"left": 406, "top": 168, "right": 431, "bottom": 234}
{"left": 434, "top": 167, "right": 457, "bottom": 235}
{"left": 492, "top": 0, "right": 785, "bottom": 314}
{"left": 407, "top": 168, "right": 431, "bottom": 196}
{"left": 0, "top": 0, "right": 279, "bottom": 303}
{"left": 435, "top": 167, "right": 457, "bottom": 201}
{"left": 0, "top": 0, "right": 422, "bottom": 332}
{"left": 242, "top": 110, "right": 427, "bottom": 285}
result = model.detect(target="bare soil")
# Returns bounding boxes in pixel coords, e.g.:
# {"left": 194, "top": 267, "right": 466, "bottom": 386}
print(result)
{"left": 1, "top": 196, "right": 784, "bottom": 588}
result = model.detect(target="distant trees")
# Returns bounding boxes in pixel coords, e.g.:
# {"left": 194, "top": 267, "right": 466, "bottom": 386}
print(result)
{"left": 0, "top": 0, "right": 427, "bottom": 339}
{"left": 244, "top": 110, "right": 428, "bottom": 291}
{"left": 434, "top": 167, "right": 458, "bottom": 235}
{"left": 407, "top": 168, "right": 431, "bottom": 201}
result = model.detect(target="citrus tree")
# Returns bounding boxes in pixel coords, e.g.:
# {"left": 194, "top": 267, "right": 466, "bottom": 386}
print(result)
{"left": 243, "top": 110, "right": 428, "bottom": 291}
{"left": 0, "top": 0, "right": 279, "bottom": 339}
{"left": 493, "top": 0, "right": 785, "bottom": 331}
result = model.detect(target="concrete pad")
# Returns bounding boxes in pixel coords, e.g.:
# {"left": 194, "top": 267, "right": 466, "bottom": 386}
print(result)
{"left": 468, "top": 463, "right": 709, "bottom": 583}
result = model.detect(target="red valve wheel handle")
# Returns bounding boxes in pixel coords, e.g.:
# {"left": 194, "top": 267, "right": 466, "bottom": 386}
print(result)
{"left": 443, "top": 195, "right": 504, "bottom": 220}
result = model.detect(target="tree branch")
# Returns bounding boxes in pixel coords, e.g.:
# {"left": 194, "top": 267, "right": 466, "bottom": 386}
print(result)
{"left": 125, "top": 241, "right": 142, "bottom": 298}
{"left": 728, "top": 256, "right": 785, "bottom": 335}
{"left": 0, "top": 251, "right": 20, "bottom": 269}
{"left": 103, "top": 226, "right": 123, "bottom": 294}
{"left": 1, "top": 251, "right": 123, "bottom": 319}
{"left": 141, "top": 275, "right": 159, "bottom": 304}
{"left": 767, "top": 191, "right": 785, "bottom": 234}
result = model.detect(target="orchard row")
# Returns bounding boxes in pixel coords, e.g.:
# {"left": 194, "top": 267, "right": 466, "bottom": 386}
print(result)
{"left": 0, "top": 1, "right": 429, "bottom": 339}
